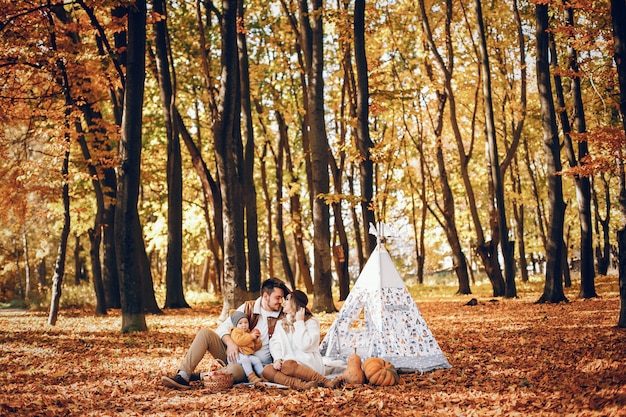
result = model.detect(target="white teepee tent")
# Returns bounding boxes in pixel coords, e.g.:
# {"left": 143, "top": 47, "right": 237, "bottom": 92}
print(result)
{"left": 320, "top": 223, "right": 451, "bottom": 374}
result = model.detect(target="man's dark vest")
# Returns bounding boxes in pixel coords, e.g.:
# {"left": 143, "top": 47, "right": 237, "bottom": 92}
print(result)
{"left": 243, "top": 300, "right": 283, "bottom": 340}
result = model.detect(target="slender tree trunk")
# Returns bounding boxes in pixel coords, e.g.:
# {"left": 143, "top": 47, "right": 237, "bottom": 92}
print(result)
{"left": 299, "top": 0, "right": 334, "bottom": 311}
{"left": 610, "top": 0, "right": 626, "bottom": 327}
{"left": 433, "top": 93, "right": 471, "bottom": 294}
{"left": 88, "top": 225, "right": 107, "bottom": 315}
{"left": 419, "top": 0, "right": 501, "bottom": 294}
{"left": 535, "top": 3, "right": 568, "bottom": 304}
{"left": 511, "top": 0, "right": 529, "bottom": 283}
{"left": 354, "top": 0, "right": 376, "bottom": 256}
{"left": 282, "top": 115, "right": 313, "bottom": 293}
{"left": 77, "top": 1, "right": 123, "bottom": 310}
{"left": 549, "top": 12, "right": 596, "bottom": 297}
{"left": 238, "top": 0, "right": 261, "bottom": 293}
{"left": 274, "top": 110, "right": 296, "bottom": 289}
{"left": 592, "top": 175, "right": 612, "bottom": 275}
{"left": 176, "top": 109, "right": 223, "bottom": 288}
{"left": 74, "top": 127, "right": 108, "bottom": 314}
{"left": 214, "top": 0, "right": 248, "bottom": 318}
{"left": 565, "top": 6, "right": 596, "bottom": 298}
{"left": 48, "top": 145, "right": 70, "bottom": 326}
{"left": 348, "top": 167, "right": 365, "bottom": 270}
{"left": 101, "top": 169, "right": 120, "bottom": 309}
{"left": 22, "top": 229, "right": 31, "bottom": 300}
{"left": 329, "top": 153, "right": 349, "bottom": 301}
{"left": 46, "top": 10, "right": 72, "bottom": 326}
{"left": 115, "top": 0, "right": 148, "bottom": 331}
{"left": 475, "top": 0, "right": 516, "bottom": 298}
{"left": 511, "top": 155, "right": 529, "bottom": 283}
{"left": 259, "top": 141, "right": 274, "bottom": 279}
{"left": 153, "top": 0, "right": 189, "bottom": 309}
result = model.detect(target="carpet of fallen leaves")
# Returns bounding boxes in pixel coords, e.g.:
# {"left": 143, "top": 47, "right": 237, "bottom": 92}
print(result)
{"left": 1, "top": 277, "right": 625, "bottom": 417}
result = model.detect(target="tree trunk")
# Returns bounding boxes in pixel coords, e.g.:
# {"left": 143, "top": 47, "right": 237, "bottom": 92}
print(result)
{"left": 475, "top": 0, "right": 516, "bottom": 298}
{"left": 22, "top": 229, "right": 31, "bottom": 301}
{"left": 348, "top": 168, "right": 365, "bottom": 270}
{"left": 74, "top": 234, "right": 85, "bottom": 285}
{"left": 511, "top": 0, "right": 529, "bottom": 283}
{"left": 176, "top": 108, "right": 224, "bottom": 289}
{"left": 282, "top": 117, "right": 313, "bottom": 294}
{"left": 592, "top": 175, "right": 612, "bottom": 275}
{"left": 566, "top": 6, "right": 595, "bottom": 298}
{"left": 259, "top": 141, "right": 274, "bottom": 279}
{"left": 80, "top": 2, "right": 124, "bottom": 311}
{"left": 115, "top": 0, "right": 148, "bottom": 332}
{"left": 76, "top": 127, "right": 108, "bottom": 314}
{"left": 153, "top": 0, "right": 189, "bottom": 309}
{"left": 88, "top": 226, "right": 107, "bottom": 315}
{"left": 214, "top": 0, "right": 248, "bottom": 318}
{"left": 354, "top": 0, "right": 376, "bottom": 257}
{"left": 274, "top": 110, "right": 296, "bottom": 289}
{"left": 549, "top": 14, "right": 596, "bottom": 298}
{"left": 535, "top": 3, "right": 568, "bottom": 304}
{"left": 329, "top": 153, "right": 349, "bottom": 301}
{"left": 299, "top": 0, "right": 334, "bottom": 312}
{"left": 48, "top": 147, "right": 70, "bottom": 326}
{"left": 419, "top": 0, "right": 501, "bottom": 294}
{"left": 46, "top": 10, "right": 72, "bottom": 326}
{"left": 238, "top": 0, "right": 261, "bottom": 293}
{"left": 101, "top": 169, "right": 120, "bottom": 309}
{"left": 610, "top": 0, "right": 626, "bottom": 327}
{"left": 433, "top": 92, "right": 471, "bottom": 295}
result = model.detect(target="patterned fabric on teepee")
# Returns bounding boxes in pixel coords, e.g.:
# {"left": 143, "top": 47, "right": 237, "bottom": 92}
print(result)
{"left": 320, "top": 223, "right": 451, "bottom": 374}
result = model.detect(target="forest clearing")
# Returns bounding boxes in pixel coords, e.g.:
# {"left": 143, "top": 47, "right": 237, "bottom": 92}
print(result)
{"left": 1, "top": 274, "right": 624, "bottom": 417}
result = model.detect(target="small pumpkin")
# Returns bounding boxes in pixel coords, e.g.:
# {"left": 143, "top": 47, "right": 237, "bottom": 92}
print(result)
{"left": 341, "top": 347, "right": 366, "bottom": 384}
{"left": 362, "top": 357, "right": 400, "bottom": 386}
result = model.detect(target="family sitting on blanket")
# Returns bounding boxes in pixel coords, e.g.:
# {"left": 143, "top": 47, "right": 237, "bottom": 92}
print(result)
{"left": 161, "top": 277, "right": 341, "bottom": 390}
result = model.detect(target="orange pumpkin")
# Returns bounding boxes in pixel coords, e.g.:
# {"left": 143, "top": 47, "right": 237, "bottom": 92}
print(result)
{"left": 341, "top": 348, "right": 366, "bottom": 384}
{"left": 362, "top": 357, "right": 400, "bottom": 386}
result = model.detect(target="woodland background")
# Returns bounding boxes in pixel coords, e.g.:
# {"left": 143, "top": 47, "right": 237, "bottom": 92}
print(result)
{"left": 1, "top": 0, "right": 626, "bottom": 329}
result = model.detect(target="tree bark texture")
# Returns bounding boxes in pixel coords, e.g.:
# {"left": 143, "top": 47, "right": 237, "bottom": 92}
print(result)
{"left": 115, "top": 0, "right": 148, "bottom": 331}
{"left": 354, "top": 0, "right": 376, "bottom": 257}
{"left": 300, "top": 0, "right": 334, "bottom": 312}
{"left": 610, "top": 0, "right": 626, "bottom": 327}
{"left": 214, "top": 0, "right": 247, "bottom": 318}
{"left": 535, "top": 3, "right": 567, "bottom": 304}
{"left": 237, "top": 0, "right": 261, "bottom": 294}
{"left": 154, "top": 0, "right": 189, "bottom": 309}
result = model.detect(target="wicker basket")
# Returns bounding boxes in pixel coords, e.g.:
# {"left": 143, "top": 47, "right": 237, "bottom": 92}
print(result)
{"left": 202, "top": 359, "right": 234, "bottom": 392}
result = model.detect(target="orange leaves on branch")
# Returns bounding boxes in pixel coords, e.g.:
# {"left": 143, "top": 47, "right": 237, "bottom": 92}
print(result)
{"left": 560, "top": 127, "right": 626, "bottom": 177}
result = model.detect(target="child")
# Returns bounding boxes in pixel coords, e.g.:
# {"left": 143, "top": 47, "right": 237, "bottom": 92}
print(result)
{"left": 228, "top": 310, "right": 264, "bottom": 383}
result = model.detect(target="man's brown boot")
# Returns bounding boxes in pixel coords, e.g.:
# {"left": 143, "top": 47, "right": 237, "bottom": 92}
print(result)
{"left": 281, "top": 360, "right": 341, "bottom": 388}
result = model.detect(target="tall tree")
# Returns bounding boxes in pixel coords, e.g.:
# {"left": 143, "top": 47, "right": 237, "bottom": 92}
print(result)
{"left": 610, "top": 0, "right": 626, "bottom": 327}
{"left": 115, "top": 0, "right": 148, "bottom": 332}
{"left": 153, "top": 0, "right": 189, "bottom": 309}
{"left": 298, "top": 0, "right": 334, "bottom": 311}
{"left": 535, "top": 2, "right": 568, "bottom": 304}
{"left": 354, "top": 0, "right": 376, "bottom": 257}
{"left": 474, "top": 0, "right": 516, "bottom": 298}
{"left": 564, "top": 3, "right": 595, "bottom": 298}
{"left": 418, "top": 0, "right": 472, "bottom": 294}
{"left": 214, "top": 0, "right": 248, "bottom": 317}
{"left": 46, "top": 5, "right": 72, "bottom": 326}
{"left": 237, "top": 0, "right": 261, "bottom": 293}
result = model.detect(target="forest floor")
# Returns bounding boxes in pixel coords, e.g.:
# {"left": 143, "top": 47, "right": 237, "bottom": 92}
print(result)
{"left": 1, "top": 275, "right": 625, "bottom": 416}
